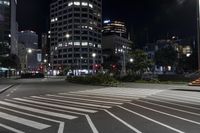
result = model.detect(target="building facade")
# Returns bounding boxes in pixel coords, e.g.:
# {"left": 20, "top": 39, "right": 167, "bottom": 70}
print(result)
{"left": 50, "top": 0, "right": 102, "bottom": 74}
{"left": 0, "top": 0, "right": 18, "bottom": 57}
{"left": 103, "top": 20, "right": 127, "bottom": 37}
{"left": 18, "top": 30, "right": 42, "bottom": 72}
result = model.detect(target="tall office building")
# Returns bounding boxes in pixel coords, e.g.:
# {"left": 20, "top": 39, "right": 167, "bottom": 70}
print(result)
{"left": 50, "top": 0, "right": 102, "bottom": 74}
{"left": 0, "top": 0, "right": 18, "bottom": 57}
{"left": 103, "top": 20, "right": 127, "bottom": 37}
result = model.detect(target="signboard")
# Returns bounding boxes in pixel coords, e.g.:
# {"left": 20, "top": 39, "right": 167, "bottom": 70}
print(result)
{"left": 37, "top": 53, "right": 42, "bottom": 62}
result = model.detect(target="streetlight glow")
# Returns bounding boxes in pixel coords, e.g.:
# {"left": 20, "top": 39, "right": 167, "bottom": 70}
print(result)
{"left": 65, "top": 34, "right": 70, "bottom": 38}
{"left": 130, "top": 58, "right": 134, "bottom": 63}
{"left": 92, "top": 53, "right": 96, "bottom": 58}
{"left": 27, "top": 49, "right": 32, "bottom": 54}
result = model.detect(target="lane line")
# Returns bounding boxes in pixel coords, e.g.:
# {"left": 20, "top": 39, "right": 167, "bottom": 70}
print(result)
{"left": 118, "top": 106, "right": 185, "bottom": 133}
{"left": 62, "top": 93, "right": 132, "bottom": 102}
{"left": 31, "top": 96, "right": 111, "bottom": 109}
{"left": 137, "top": 99, "right": 200, "bottom": 117}
{"left": 104, "top": 110, "right": 142, "bottom": 133}
{"left": 47, "top": 94, "right": 122, "bottom": 105}
{"left": 145, "top": 97, "right": 200, "bottom": 111}
{"left": 149, "top": 95, "right": 200, "bottom": 106}
{"left": 129, "top": 103, "right": 200, "bottom": 125}
{"left": 0, "top": 123, "right": 25, "bottom": 133}
{"left": 0, "top": 112, "right": 50, "bottom": 130}
{"left": 154, "top": 94, "right": 200, "bottom": 104}
{"left": 5, "top": 99, "right": 98, "bottom": 133}
{"left": 0, "top": 100, "right": 77, "bottom": 120}
{"left": 161, "top": 93, "right": 200, "bottom": 101}
{"left": 14, "top": 98, "right": 97, "bottom": 113}
{"left": 0, "top": 106, "right": 64, "bottom": 133}
{"left": 70, "top": 92, "right": 136, "bottom": 100}
{"left": 85, "top": 115, "right": 99, "bottom": 133}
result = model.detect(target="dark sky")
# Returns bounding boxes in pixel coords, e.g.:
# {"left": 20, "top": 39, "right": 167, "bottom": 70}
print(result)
{"left": 17, "top": 0, "right": 197, "bottom": 44}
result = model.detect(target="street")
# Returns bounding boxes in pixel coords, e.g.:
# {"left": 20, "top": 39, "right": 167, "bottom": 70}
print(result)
{"left": 0, "top": 78, "right": 200, "bottom": 133}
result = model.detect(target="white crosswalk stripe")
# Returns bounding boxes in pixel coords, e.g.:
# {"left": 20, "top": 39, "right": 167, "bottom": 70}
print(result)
{"left": 0, "top": 87, "right": 165, "bottom": 133}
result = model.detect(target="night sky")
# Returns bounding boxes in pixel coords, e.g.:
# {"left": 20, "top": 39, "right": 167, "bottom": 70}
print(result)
{"left": 17, "top": 0, "right": 197, "bottom": 45}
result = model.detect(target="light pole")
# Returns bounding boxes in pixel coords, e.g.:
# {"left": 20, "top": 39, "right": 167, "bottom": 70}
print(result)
{"left": 121, "top": 50, "right": 126, "bottom": 76}
{"left": 92, "top": 53, "right": 96, "bottom": 75}
{"left": 25, "top": 48, "right": 33, "bottom": 72}
{"left": 197, "top": 0, "right": 200, "bottom": 70}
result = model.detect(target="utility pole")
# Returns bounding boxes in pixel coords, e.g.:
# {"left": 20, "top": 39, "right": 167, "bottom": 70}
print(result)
{"left": 197, "top": 0, "right": 200, "bottom": 70}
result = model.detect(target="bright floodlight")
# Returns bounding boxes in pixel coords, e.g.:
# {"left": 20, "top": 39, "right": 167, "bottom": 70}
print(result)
{"left": 27, "top": 49, "right": 32, "bottom": 53}
{"left": 44, "top": 59, "right": 47, "bottom": 63}
{"left": 65, "top": 34, "right": 70, "bottom": 38}
{"left": 92, "top": 53, "right": 96, "bottom": 58}
{"left": 130, "top": 58, "right": 134, "bottom": 63}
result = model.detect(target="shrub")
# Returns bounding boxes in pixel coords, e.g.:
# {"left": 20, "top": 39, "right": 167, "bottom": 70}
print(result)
{"left": 67, "top": 74, "right": 119, "bottom": 86}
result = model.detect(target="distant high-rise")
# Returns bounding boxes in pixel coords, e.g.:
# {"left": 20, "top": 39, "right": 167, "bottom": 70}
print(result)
{"left": 103, "top": 20, "right": 127, "bottom": 37}
{"left": 0, "top": 0, "right": 18, "bottom": 57}
{"left": 50, "top": 0, "right": 102, "bottom": 74}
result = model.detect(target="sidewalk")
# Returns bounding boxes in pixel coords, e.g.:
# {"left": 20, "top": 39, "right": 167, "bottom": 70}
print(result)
{"left": 0, "top": 84, "right": 14, "bottom": 94}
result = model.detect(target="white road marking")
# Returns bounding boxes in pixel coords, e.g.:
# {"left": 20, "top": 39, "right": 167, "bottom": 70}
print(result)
{"left": 118, "top": 106, "right": 185, "bottom": 133}
{"left": 138, "top": 99, "right": 200, "bottom": 116}
{"left": 149, "top": 95, "right": 200, "bottom": 106}
{"left": 14, "top": 98, "right": 97, "bottom": 113}
{"left": 31, "top": 96, "right": 111, "bottom": 109}
{"left": 146, "top": 97, "right": 200, "bottom": 110}
{"left": 129, "top": 103, "right": 200, "bottom": 125}
{"left": 50, "top": 94, "right": 123, "bottom": 105}
{"left": 0, "top": 100, "right": 77, "bottom": 120}
{"left": 0, "top": 106, "right": 64, "bottom": 133}
{"left": 104, "top": 110, "right": 142, "bottom": 133}
{"left": 161, "top": 93, "right": 200, "bottom": 101}
{"left": 0, "top": 112, "right": 50, "bottom": 130}
{"left": 85, "top": 115, "right": 99, "bottom": 133}
{"left": 69, "top": 92, "right": 134, "bottom": 101}
{"left": 62, "top": 92, "right": 132, "bottom": 102}
{"left": 6, "top": 94, "right": 10, "bottom": 97}
{"left": 0, "top": 123, "right": 25, "bottom": 133}
{"left": 155, "top": 94, "right": 200, "bottom": 104}
{"left": 5, "top": 99, "right": 98, "bottom": 133}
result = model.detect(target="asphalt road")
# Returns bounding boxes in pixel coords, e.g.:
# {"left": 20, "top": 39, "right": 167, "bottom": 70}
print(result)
{"left": 0, "top": 78, "right": 200, "bottom": 133}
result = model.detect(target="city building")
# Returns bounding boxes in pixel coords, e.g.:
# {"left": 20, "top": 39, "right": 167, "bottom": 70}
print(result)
{"left": 0, "top": 0, "right": 18, "bottom": 57}
{"left": 41, "top": 31, "right": 51, "bottom": 63}
{"left": 18, "top": 30, "right": 42, "bottom": 72}
{"left": 50, "top": 0, "right": 102, "bottom": 75}
{"left": 102, "top": 20, "right": 132, "bottom": 75}
{"left": 103, "top": 20, "right": 127, "bottom": 37}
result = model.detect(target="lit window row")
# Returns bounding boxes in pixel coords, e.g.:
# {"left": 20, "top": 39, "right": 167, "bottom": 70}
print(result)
{"left": 68, "top": 1, "right": 93, "bottom": 8}
{"left": 81, "top": 25, "right": 93, "bottom": 30}
{"left": 56, "top": 42, "right": 101, "bottom": 47}
{"left": 51, "top": 17, "right": 58, "bottom": 23}
{"left": 0, "top": 1, "right": 10, "bottom": 6}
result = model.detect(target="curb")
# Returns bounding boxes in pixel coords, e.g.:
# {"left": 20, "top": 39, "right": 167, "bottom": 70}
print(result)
{"left": 0, "top": 85, "right": 15, "bottom": 94}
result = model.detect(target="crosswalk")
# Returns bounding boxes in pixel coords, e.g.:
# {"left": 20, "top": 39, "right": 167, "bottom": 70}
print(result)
{"left": 0, "top": 87, "right": 163, "bottom": 133}
{"left": 0, "top": 87, "right": 200, "bottom": 133}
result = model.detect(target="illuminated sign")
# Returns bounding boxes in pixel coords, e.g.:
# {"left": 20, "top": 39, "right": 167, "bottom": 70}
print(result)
{"left": 104, "top": 20, "right": 111, "bottom": 24}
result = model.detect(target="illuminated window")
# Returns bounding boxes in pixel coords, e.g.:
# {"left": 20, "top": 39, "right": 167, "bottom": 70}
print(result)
{"left": 82, "top": 42, "right": 88, "bottom": 46}
{"left": 82, "top": 2, "right": 88, "bottom": 6}
{"left": 74, "top": 1, "right": 80, "bottom": 6}
{"left": 68, "top": 2, "right": 73, "bottom": 6}
{"left": 74, "top": 42, "right": 81, "bottom": 46}
{"left": 89, "top": 3, "right": 93, "bottom": 8}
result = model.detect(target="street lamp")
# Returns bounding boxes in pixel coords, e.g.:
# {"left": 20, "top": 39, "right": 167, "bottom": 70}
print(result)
{"left": 130, "top": 58, "right": 134, "bottom": 63}
{"left": 92, "top": 53, "right": 96, "bottom": 75}
{"left": 27, "top": 49, "right": 32, "bottom": 54}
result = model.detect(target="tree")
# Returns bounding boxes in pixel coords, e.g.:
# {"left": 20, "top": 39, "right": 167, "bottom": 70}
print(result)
{"left": 103, "top": 54, "right": 121, "bottom": 74}
{"left": 0, "top": 54, "right": 20, "bottom": 69}
{"left": 155, "top": 46, "right": 178, "bottom": 69}
{"left": 127, "top": 49, "right": 154, "bottom": 76}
